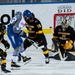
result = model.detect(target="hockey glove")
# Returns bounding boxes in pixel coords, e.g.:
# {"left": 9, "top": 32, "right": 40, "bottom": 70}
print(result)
{"left": 4, "top": 42, "right": 10, "bottom": 49}
{"left": 63, "top": 41, "right": 73, "bottom": 50}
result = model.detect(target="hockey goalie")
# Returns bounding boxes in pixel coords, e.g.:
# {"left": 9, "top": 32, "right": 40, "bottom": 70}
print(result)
{"left": 51, "top": 20, "right": 75, "bottom": 61}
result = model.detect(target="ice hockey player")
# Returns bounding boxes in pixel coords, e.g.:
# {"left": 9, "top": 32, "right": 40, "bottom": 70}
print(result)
{"left": 7, "top": 11, "right": 31, "bottom": 69}
{"left": 23, "top": 10, "right": 50, "bottom": 64}
{"left": 0, "top": 24, "right": 10, "bottom": 73}
{"left": 52, "top": 20, "right": 75, "bottom": 60}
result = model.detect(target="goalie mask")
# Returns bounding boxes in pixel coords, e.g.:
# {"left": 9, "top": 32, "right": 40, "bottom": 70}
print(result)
{"left": 61, "top": 20, "right": 68, "bottom": 31}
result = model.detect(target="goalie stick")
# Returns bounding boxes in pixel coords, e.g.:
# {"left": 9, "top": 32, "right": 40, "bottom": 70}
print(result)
{"left": 58, "top": 48, "right": 68, "bottom": 61}
{"left": 52, "top": 38, "right": 68, "bottom": 61}
{"left": 27, "top": 38, "right": 56, "bottom": 52}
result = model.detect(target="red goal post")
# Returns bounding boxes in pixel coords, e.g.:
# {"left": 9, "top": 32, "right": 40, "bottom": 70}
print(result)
{"left": 54, "top": 13, "right": 75, "bottom": 30}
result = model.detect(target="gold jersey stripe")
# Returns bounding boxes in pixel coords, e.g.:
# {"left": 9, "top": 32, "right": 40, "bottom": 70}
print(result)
{"left": 43, "top": 50, "right": 49, "bottom": 54}
{"left": 1, "top": 60, "right": 6, "bottom": 64}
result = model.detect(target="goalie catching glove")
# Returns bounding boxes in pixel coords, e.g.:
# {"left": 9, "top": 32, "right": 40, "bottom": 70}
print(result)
{"left": 63, "top": 40, "right": 73, "bottom": 50}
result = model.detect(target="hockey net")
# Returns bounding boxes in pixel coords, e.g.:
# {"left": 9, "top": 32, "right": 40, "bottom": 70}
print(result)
{"left": 54, "top": 13, "right": 75, "bottom": 30}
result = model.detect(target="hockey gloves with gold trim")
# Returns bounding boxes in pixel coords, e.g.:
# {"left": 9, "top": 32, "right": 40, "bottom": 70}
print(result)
{"left": 63, "top": 40, "right": 73, "bottom": 50}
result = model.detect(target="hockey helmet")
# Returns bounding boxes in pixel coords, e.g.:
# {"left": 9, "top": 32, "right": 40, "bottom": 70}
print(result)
{"left": 23, "top": 10, "right": 32, "bottom": 18}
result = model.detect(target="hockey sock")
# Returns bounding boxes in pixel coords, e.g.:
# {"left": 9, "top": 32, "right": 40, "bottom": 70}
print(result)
{"left": 20, "top": 50, "right": 26, "bottom": 57}
{"left": 12, "top": 55, "right": 18, "bottom": 62}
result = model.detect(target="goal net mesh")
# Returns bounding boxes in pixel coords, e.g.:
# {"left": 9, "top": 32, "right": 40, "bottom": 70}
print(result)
{"left": 54, "top": 13, "right": 75, "bottom": 30}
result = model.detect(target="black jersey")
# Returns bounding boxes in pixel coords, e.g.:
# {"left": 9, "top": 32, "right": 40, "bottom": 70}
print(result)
{"left": 0, "top": 33, "right": 4, "bottom": 41}
{"left": 53, "top": 25, "right": 75, "bottom": 44}
{"left": 0, "top": 25, "right": 5, "bottom": 40}
{"left": 0, "top": 31, "right": 9, "bottom": 48}
{"left": 25, "top": 18, "right": 43, "bottom": 38}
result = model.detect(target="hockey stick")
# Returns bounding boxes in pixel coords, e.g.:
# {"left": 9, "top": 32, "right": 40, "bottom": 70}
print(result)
{"left": 27, "top": 38, "right": 38, "bottom": 49}
{"left": 58, "top": 48, "right": 68, "bottom": 61}
{"left": 52, "top": 38, "right": 68, "bottom": 61}
{"left": 58, "top": 48, "right": 63, "bottom": 60}
{"left": 48, "top": 49, "right": 57, "bottom": 52}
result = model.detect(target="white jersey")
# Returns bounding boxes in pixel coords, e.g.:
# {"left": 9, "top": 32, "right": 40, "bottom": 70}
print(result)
{"left": 9, "top": 12, "right": 26, "bottom": 34}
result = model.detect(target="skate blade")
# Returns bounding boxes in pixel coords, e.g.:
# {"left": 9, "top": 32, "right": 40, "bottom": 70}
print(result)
{"left": 11, "top": 67, "right": 20, "bottom": 70}
{"left": 24, "top": 59, "right": 31, "bottom": 65}
{"left": 1, "top": 71, "right": 11, "bottom": 75}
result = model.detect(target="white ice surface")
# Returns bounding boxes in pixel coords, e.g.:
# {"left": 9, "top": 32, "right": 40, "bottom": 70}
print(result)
{"left": 0, "top": 34, "right": 75, "bottom": 75}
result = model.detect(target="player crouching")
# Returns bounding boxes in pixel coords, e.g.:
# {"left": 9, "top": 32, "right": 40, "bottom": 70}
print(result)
{"left": 51, "top": 20, "right": 75, "bottom": 61}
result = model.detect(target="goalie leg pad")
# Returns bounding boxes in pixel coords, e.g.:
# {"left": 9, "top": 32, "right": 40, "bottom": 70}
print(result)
{"left": 53, "top": 50, "right": 75, "bottom": 61}
{"left": 65, "top": 51, "right": 75, "bottom": 61}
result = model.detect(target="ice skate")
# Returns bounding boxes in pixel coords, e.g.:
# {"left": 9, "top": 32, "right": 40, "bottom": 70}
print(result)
{"left": 1, "top": 64, "right": 11, "bottom": 73}
{"left": 11, "top": 61, "right": 20, "bottom": 70}
{"left": 45, "top": 57, "right": 50, "bottom": 64}
{"left": 1, "top": 69, "right": 11, "bottom": 73}
{"left": 22, "top": 56, "right": 31, "bottom": 65}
